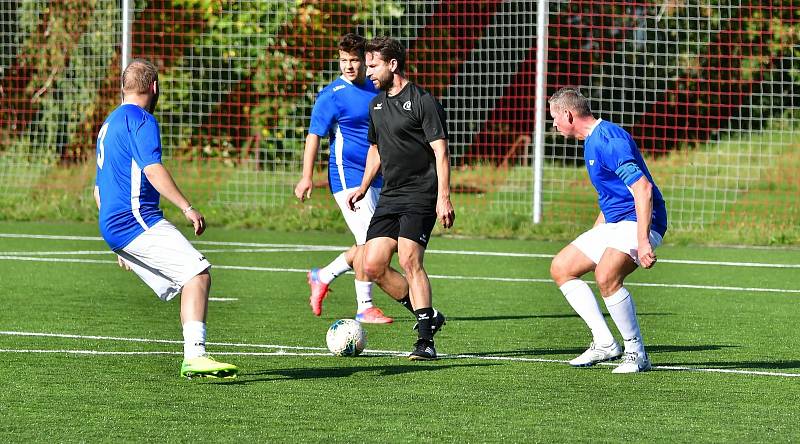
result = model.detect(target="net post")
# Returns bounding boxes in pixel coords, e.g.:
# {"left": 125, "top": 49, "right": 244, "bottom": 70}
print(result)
{"left": 121, "top": 0, "right": 132, "bottom": 76}
{"left": 532, "top": 0, "right": 549, "bottom": 224}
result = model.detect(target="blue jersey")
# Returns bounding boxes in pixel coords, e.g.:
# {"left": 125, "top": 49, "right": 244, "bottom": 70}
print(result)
{"left": 95, "top": 104, "right": 165, "bottom": 250}
{"left": 584, "top": 120, "right": 668, "bottom": 236}
{"left": 308, "top": 76, "right": 382, "bottom": 193}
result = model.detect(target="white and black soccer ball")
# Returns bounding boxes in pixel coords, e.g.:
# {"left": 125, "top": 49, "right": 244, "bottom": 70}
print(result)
{"left": 326, "top": 319, "right": 367, "bottom": 357}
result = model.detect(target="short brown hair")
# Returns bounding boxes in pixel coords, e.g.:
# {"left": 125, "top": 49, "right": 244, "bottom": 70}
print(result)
{"left": 122, "top": 59, "right": 158, "bottom": 95}
{"left": 338, "top": 33, "right": 366, "bottom": 58}
{"left": 548, "top": 87, "right": 592, "bottom": 117}
{"left": 365, "top": 36, "right": 406, "bottom": 72}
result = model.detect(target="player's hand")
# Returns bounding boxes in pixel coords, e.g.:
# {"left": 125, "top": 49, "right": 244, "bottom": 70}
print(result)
{"left": 185, "top": 208, "right": 206, "bottom": 236}
{"left": 117, "top": 255, "right": 131, "bottom": 271}
{"left": 294, "top": 177, "right": 313, "bottom": 202}
{"left": 638, "top": 241, "right": 657, "bottom": 269}
{"left": 346, "top": 188, "right": 365, "bottom": 211}
{"left": 437, "top": 197, "right": 455, "bottom": 229}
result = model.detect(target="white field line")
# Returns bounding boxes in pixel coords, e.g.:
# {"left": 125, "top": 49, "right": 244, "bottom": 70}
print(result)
{"left": 1, "top": 254, "right": 799, "bottom": 294}
{"left": 208, "top": 298, "right": 237, "bottom": 302}
{"left": 0, "top": 331, "right": 326, "bottom": 350}
{"left": 0, "top": 250, "right": 112, "bottom": 256}
{"left": 0, "top": 256, "right": 112, "bottom": 264}
{"left": 0, "top": 248, "right": 317, "bottom": 256}
{"left": 2, "top": 232, "right": 800, "bottom": 269}
{"left": 0, "top": 349, "right": 334, "bottom": 357}
{"left": 0, "top": 331, "right": 797, "bottom": 378}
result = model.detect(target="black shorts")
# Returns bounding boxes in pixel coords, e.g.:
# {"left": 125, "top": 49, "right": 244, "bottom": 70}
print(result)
{"left": 366, "top": 209, "right": 437, "bottom": 247}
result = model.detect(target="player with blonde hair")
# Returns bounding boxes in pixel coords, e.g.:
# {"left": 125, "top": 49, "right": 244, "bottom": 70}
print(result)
{"left": 95, "top": 59, "right": 237, "bottom": 379}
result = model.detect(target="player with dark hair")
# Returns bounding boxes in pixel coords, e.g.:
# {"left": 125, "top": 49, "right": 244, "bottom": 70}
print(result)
{"left": 295, "top": 33, "right": 393, "bottom": 324}
{"left": 94, "top": 59, "right": 237, "bottom": 379}
{"left": 548, "top": 87, "right": 667, "bottom": 373}
{"left": 348, "top": 36, "right": 455, "bottom": 360}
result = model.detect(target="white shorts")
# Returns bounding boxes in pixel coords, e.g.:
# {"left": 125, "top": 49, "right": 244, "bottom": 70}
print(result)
{"left": 333, "top": 186, "right": 380, "bottom": 245}
{"left": 116, "top": 220, "right": 211, "bottom": 301}
{"left": 571, "top": 220, "right": 664, "bottom": 266}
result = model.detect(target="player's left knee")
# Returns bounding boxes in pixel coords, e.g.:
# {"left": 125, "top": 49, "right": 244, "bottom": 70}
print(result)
{"left": 362, "top": 260, "right": 385, "bottom": 281}
{"left": 549, "top": 258, "right": 566, "bottom": 281}
{"left": 594, "top": 270, "right": 622, "bottom": 295}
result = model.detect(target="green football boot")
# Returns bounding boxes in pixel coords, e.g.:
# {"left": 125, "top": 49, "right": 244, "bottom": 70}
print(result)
{"left": 180, "top": 355, "right": 238, "bottom": 379}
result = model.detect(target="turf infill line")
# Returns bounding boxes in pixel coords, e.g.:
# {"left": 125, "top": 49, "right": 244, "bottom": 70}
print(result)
{"left": 1, "top": 331, "right": 799, "bottom": 378}
{"left": 3, "top": 232, "right": 800, "bottom": 268}
{"left": 2, "top": 255, "right": 799, "bottom": 294}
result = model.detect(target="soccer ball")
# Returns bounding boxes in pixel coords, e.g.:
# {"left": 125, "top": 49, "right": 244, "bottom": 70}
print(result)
{"left": 326, "top": 319, "right": 367, "bottom": 357}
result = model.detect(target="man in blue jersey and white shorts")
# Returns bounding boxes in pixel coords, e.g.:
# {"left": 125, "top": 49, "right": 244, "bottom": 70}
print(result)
{"left": 94, "top": 59, "right": 237, "bottom": 379}
{"left": 547, "top": 87, "right": 668, "bottom": 373}
{"left": 295, "top": 33, "right": 395, "bottom": 324}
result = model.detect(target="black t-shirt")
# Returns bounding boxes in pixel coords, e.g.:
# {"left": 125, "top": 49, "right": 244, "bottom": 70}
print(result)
{"left": 368, "top": 82, "right": 448, "bottom": 211}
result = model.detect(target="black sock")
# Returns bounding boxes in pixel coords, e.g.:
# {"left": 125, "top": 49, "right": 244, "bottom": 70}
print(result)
{"left": 398, "top": 295, "right": 415, "bottom": 314}
{"left": 414, "top": 307, "right": 435, "bottom": 341}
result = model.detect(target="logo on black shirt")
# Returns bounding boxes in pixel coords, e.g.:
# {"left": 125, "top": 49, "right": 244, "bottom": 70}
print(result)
{"left": 403, "top": 101, "right": 411, "bottom": 111}
{"left": 374, "top": 103, "right": 383, "bottom": 110}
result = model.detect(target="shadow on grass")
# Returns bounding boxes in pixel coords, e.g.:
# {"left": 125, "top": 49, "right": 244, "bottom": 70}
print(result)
{"left": 658, "top": 359, "right": 800, "bottom": 370}
{"left": 221, "top": 362, "right": 501, "bottom": 385}
{"left": 447, "top": 312, "right": 673, "bottom": 322}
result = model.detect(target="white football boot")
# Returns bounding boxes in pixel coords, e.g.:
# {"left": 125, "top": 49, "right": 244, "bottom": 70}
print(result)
{"left": 569, "top": 341, "right": 623, "bottom": 367}
{"left": 612, "top": 351, "right": 652, "bottom": 374}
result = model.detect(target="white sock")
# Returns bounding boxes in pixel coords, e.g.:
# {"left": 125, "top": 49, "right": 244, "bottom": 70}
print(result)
{"left": 182, "top": 320, "right": 206, "bottom": 359}
{"left": 355, "top": 280, "right": 374, "bottom": 313}
{"left": 603, "top": 287, "right": 645, "bottom": 354}
{"left": 559, "top": 279, "right": 615, "bottom": 346}
{"left": 319, "top": 253, "right": 351, "bottom": 284}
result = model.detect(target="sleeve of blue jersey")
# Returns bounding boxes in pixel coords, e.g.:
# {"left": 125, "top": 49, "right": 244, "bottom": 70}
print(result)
{"left": 308, "top": 90, "right": 336, "bottom": 137}
{"left": 131, "top": 118, "right": 162, "bottom": 167}
{"left": 601, "top": 138, "right": 638, "bottom": 184}
{"left": 615, "top": 162, "right": 644, "bottom": 186}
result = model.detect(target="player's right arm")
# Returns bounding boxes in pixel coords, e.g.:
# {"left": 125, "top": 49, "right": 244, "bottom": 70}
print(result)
{"left": 346, "top": 144, "right": 381, "bottom": 211}
{"left": 297, "top": 88, "right": 335, "bottom": 202}
{"left": 295, "top": 133, "right": 322, "bottom": 202}
{"left": 95, "top": 125, "right": 130, "bottom": 270}
{"left": 93, "top": 186, "right": 101, "bottom": 209}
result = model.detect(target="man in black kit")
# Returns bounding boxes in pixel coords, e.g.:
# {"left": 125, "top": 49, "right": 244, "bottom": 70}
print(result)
{"left": 347, "top": 36, "right": 455, "bottom": 360}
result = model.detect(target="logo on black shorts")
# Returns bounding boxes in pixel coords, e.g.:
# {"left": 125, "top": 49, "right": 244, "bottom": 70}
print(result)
{"left": 403, "top": 101, "right": 411, "bottom": 111}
